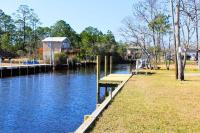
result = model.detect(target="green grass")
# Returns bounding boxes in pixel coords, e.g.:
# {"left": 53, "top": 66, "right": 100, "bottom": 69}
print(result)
{"left": 91, "top": 68, "right": 200, "bottom": 133}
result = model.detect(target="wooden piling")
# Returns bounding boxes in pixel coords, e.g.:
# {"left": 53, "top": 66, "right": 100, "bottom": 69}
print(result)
{"left": 45, "top": 65, "right": 46, "bottom": 72}
{"left": 84, "top": 115, "right": 90, "bottom": 122}
{"left": 110, "top": 56, "right": 112, "bottom": 74}
{"left": 34, "top": 66, "right": 36, "bottom": 74}
{"left": 0, "top": 58, "right": 2, "bottom": 78}
{"left": 10, "top": 69, "right": 12, "bottom": 77}
{"left": 110, "top": 88, "right": 112, "bottom": 99}
{"left": 19, "top": 66, "right": 21, "bottom": 76}
{"left": 105, "top": 56, "right": 109, "bottom": 96}
{"left": 96, "top": 55, "right": 100, "bottom": 104}
{"left": 27, "top": 66, "right": 29, "bottom": 75}
{"left": 96, "top": 104, "right": 101, "bottom": 109}
{"left": 0, "top": 69, "right": 2, "bottom": 78}
{"left": 10, "top": 60, "right": 12, "bottom": 77}
{"left": 104, "top": 56, "right": 107, "bottom": 76}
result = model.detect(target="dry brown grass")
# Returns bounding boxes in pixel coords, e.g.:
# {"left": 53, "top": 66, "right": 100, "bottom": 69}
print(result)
{"left": 91, "top": 65, "right": 200, "bottom": 133}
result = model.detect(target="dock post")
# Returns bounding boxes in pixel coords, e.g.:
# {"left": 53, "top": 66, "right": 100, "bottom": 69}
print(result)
{"left": 39, "top": 65, "right": 41, "bottom": 73}
{"left": 110, "top": 87, "right": 113, "bottom": 99}
{"left": 33, "top": 66, "right": 35, "bottom": 74}
{"left": 18, "top": 61, "right": 21, "bottom": 76}
{"left": 0, "top": 58, "right": 2, "bottom": 78}
{"left": 104, "top": 56, "right": 108, "bottom": 96}
{"left": 96, "top": 55, "right": 100, "bottom": 104}
{"left": 10, "top": 59, "right": 12, "bottom": 77}
{"left": 0, "top": 69, "right": 2, "bottom": 78}
{"left": 110, "top": 56, "right": 112, "bottom": 74}
{"left": 27, "top": 66, "right": 28, "bottom": 75}
{"left": 104, "top": 56, "right": 107, "bottom": 76}
{"left": 136, "top": 59, "right": 138, "bottom": 75}
{"left": 53, "top": 64, "right": 55, "bottom": 71}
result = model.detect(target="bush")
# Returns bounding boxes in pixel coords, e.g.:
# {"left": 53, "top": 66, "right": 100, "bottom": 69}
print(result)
{"left": 54, "top": 52, "right": 68, "bottom": 65}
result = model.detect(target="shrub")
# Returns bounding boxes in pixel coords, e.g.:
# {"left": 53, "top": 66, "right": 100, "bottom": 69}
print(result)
{"left": 54, "top": 52, "right": 68, "bottom": 65}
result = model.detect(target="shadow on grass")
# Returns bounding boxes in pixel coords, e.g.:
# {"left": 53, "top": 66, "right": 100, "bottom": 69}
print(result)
{"left": 183, "top": 79, "right": 200, "bottom": 82}
{"left": 133, "top": 72, "right": 156, "bottom": 76}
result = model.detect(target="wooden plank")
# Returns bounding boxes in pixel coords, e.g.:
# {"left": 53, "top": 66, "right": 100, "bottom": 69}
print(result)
{"left": 99, "top": 80, "right": 122, "bottom": 84}
{"left": 104, "top": 56, "right": 107, "bottom": 76}
{"left": 0, "top": 64, "right": 51, "bottom": 69}
{"left": 110, "top": 56, "right": 112, "bottom": 74}
{"left": 99, "top": 74, "right": 132, "bottom": 84}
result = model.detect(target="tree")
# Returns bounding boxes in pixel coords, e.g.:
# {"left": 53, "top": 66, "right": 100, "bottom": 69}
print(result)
{"left": 29, "top": 12, "right": 40, "bottom": 54}
{"left": 36, "top": 26, "right": 51, "bottom": 40}
{"left": 0, "top": 10, "right": 15, "bottom": 52}
{"left": 50, "top": 20, "right": 79, "bottom": 48}
{"left": 80, "top": 26, "right": 102, "bottom": 57}
{"left": 148, "top": 13, "right": 171, "bottom": 63}
{"left": 170, "top": 0, "right": 185, "bottom": 80}
{"left": 175, "top": 0, "right": 184, "bottom": 80}
{"left": 192, "top": 0, "right": 200, "bottom": 68}
{"left": 104, "top": 30, "right": 117, "bottom": 45}
{"left": 170, "top": 0, "right": 178, "bottom": 79}
{"left": 14, "top": 5, "right": 34, "bottom": 50}
{"left": 121, "top": 0, "right": 170, "bottom": 69}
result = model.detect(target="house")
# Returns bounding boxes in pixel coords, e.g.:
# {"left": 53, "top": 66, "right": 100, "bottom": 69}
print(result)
{"left": 125, "top": 45, "right": 142, "bottom": 61}
{"left": 187, "top": 49, "right": 197, "bottom": 60}
{"left": 42, "top": 37, "right": 70, "bottom": 64}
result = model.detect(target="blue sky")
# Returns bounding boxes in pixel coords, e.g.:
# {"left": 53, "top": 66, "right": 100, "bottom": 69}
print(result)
{"left": 0, "top": 0, "right": 134, "bottom": 41}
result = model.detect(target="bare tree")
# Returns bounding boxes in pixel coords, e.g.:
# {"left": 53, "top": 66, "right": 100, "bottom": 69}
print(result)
{"left": 192, "top": 0, "right": 200, "bottom": 69}
{"left": 170, "top": 0, "right": 178, "bottom": 79}
{"left": 174, "top": 0, "right": 185, "bottom": 80}
{"left": 120, "top": 17, "right": 153, "bottom": 66}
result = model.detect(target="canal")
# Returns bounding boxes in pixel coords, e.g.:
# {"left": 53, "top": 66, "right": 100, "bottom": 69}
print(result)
{"left": 0, "top": 64, "right": 131, "bottom": 133}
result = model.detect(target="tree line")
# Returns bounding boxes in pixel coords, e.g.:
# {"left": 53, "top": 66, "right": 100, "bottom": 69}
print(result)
{"left": 121, "top": 0, "right": 200, "bottom": 80}
{"left": 0, "top": 5, "right": 126, "bottom": 60}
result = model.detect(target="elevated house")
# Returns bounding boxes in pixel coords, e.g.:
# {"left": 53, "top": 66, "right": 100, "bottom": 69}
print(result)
{"left": 125, "top": 45, "right": 142, "bottom": 61}
{"left": 42, "top": 37, "right": 70, "bottom": 64}
{"left": 186, "top": 49, "right": 197, "bottom": 60}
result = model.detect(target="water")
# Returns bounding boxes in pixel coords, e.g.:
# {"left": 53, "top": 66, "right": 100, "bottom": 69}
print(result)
{"left": 0, "top": 64, "right": 131, "bottom": 133}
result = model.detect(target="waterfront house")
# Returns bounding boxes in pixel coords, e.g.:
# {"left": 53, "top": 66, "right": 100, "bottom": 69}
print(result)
{"left": 125, "top": 45, "right": 142, "bottom": 61}
{"left": 187, "top": 49, "right": 197, "bottom": 60}
{"left": 42, "top": 37, "right": 70, "bottom": 64}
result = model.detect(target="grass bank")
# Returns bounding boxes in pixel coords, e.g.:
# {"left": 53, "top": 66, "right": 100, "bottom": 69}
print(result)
{"left": 91, "top": 67, "right": 200, "bottom": 133}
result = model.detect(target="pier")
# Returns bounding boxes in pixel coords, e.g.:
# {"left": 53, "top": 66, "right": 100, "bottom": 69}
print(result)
{"left": 0, "top": 64, "right": 53, "bottom": 78}
{"left": 75, "top": 56, "right": 132, "bottom": 133}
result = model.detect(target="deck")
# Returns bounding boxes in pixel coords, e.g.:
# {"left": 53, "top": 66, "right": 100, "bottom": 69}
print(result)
{"left": 99, "top": 74, "right": 132, "bottom": 85}
{"left": 0, "top": 64, "right": 52, "bottom": 69}
{"left": 0, "top": 64, "right": 53, "bottom": 78}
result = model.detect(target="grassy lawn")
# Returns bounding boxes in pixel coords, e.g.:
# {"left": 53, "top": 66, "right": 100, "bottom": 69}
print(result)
{"left": 91, "top": 66, "right": 200, "bottom": 133}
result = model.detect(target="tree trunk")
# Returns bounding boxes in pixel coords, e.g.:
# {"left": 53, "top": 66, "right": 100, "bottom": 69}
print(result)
{"left": 175, "top": 1, "right": 184, "bottom": 80}
{"left": 170, "top": 0, "right": 178, "bottom": 79}
{"left": 183, "top": 51, "right": 187, "bottom": 69}
{"left": 153, "top": 28, "right": 157, "bottom": 69}
{"left": 23, "top": 17, "right": 26, "bottom": 51}
{"left": 194, "top": 0, "right": 199, "bottom": 67}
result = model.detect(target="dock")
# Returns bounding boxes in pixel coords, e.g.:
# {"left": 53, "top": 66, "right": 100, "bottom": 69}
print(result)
{"left": 75, "top": 56, "right": 132, "bottom": 133}
{"left": 0, "top": 64, "right": 53, "bottom": 78}
{"left": 99, "top": 74, "right": 132, "bottom": 85}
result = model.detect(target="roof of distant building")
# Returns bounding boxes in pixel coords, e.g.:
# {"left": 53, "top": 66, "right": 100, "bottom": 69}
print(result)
{"left": 42, "top": 37, "right": 68, "bottom": 42}
{"left": 127, "top": 45, "right": 141, "bottom": 49}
